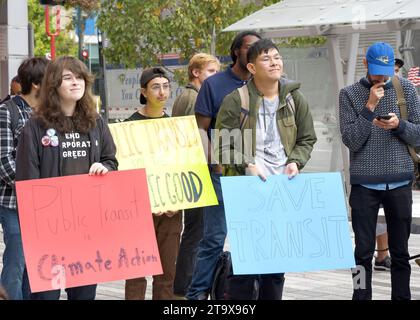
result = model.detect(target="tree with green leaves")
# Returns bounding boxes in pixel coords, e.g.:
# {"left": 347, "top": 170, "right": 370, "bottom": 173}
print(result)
{"left": 97, "top": 1, "right": 175, "bottom": 68}
{"left": 65, "top": 0, "right": 99, "bottom": 11}
{"left": 97, "top": 0, "right": 280, "bottom": 68}
{"left": 97, "top": 0, "right": 326, "bottom": 86}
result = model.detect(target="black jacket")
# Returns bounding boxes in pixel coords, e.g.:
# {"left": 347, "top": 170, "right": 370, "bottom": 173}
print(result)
{"left": 16, "top": 116, "right": 118, "bottom": 181}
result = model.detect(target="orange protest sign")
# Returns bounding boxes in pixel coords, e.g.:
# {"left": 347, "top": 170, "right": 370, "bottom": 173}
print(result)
{"left": 16, "top": 169, "right": 162, "bottom": 293}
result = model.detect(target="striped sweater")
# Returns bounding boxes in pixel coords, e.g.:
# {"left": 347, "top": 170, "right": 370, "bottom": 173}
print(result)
{"left": 339, "top": 77, "right": 420, "bottom": 185}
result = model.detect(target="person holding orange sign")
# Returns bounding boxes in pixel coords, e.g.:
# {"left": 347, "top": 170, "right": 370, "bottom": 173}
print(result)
{"left": 16, "top": 56, "right": 118, "bottom": 300}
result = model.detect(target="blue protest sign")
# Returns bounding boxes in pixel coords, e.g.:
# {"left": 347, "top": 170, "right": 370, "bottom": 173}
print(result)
{"left": 221, "top": 172, "right": 355, "bottom": 274}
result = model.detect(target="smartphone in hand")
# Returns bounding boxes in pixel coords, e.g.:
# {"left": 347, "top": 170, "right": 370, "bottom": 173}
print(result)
{"left": 376, "top": 115, "right": 392, "bottom": 120}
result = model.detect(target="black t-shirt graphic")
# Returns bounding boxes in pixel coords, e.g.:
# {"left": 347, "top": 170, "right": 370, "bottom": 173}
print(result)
{"left": 60, "top": 131, "right": 91, "bottom": 176}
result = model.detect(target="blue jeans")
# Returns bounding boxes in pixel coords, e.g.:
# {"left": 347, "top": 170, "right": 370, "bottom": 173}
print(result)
{"left": 173, "top": 207, "right": 203, "bottom": 296}
{"left": 186, "top": 172, "right": 227, "bottom": 300}
{"left": 0, "top": 205, "right": 25, "bottom": 300}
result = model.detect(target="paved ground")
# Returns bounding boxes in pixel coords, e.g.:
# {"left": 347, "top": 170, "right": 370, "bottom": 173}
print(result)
{"left": 86, "top": 231, "right": 420, "bottom": 300}
{"left": 2, "top": 190, "right": 420, "bottom": 300}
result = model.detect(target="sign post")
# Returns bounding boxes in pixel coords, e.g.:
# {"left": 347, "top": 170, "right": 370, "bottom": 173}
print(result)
{"left": 45, "top": 5, "right": 61, "bottom": 60}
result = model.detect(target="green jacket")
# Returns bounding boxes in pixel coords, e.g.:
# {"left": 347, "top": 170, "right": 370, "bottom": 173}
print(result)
{"left": 171, "top": 83, "right": 199, "bottom": 117}
{"left": 215, "top": 77, "right": 317, "bottom": 176}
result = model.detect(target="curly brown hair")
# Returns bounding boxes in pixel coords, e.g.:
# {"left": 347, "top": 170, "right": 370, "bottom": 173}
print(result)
{"left": 36, "top": 56, "right": 97, "bottom": 134}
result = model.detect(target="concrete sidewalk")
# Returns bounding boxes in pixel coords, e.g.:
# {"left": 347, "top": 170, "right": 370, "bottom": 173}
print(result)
{"left": 2, "top": 191, "right": 420, "bottom": 300}
{"left": 95, "top": 190, "right": 420, "bottom": 300}
{"left": 1, "top": 232, "right": 420, "bottom": 300}
{"left": 88, "top": 231, "right": 420, "bottom": 300}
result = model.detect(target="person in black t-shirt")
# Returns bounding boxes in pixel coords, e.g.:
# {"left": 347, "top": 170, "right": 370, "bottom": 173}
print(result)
{"left": 16, "top": 56, "right": 118, "bottom": 300}
{"left": 124, "top": 67, "right": 182, "bottom": 300}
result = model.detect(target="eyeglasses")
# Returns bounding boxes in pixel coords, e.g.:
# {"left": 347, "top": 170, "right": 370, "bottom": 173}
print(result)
{"left": 150, "top": 83, "right": 171, "bottom": 92}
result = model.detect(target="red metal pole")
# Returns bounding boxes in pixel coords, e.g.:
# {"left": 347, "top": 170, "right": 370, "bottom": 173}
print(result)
{"left": 45, "top": 5, "right": 61, "bottom": 60}
{"left": 50, "top": 35, "right": 56, "bottom": 60}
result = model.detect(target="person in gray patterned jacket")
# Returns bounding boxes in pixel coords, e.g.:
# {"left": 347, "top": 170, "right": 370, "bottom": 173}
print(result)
{"left": 339, "top": 42, "right": 420, "bottom": 300}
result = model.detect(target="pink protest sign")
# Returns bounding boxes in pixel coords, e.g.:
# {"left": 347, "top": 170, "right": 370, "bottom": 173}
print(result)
{"left": 16, "top": 169, "right": 161, "bottom": 293}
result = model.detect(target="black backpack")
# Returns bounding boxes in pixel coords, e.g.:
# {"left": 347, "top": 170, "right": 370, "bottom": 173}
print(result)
{"left": 211, "top": 251, "right": 259, "bottom": 300}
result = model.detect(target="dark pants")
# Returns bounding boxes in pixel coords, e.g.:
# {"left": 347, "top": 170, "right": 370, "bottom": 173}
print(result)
{"left": 21, "top": 260, "right": 97, "bottom": 300}
{"left": 30, "top": 285, "right": 97, "bottom": 300}
{"left": 350, "top": 184, "right": 412, "bottom": 300}
{"left": 125, "top": 213, "right": 182, "bottom": 300}
{"left": 227, "top": 273, "right": 285, "bottom": 300}
{"left": 173, "top": 207, "right": 203, "bottom": 296}
{"left": 258, "top": 274, "right": 285, "bottom": 300}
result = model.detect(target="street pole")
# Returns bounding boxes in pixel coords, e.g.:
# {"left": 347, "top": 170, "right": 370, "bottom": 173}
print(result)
{"left": 28, "top": 23, "right": 34, "bottom": 58}
{"left": 45, "top": 5, "right": 60, "bottom": 60}
{"left": 77, "top": 6, "right": 83, "bottom": 61}
{"left": 97, "top": 29, "right": 108, "bottom": 122}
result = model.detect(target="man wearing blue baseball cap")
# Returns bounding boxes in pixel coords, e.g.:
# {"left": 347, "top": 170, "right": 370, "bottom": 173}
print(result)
{"left": 339, "top": 42, "right": 420, "bottom": 300}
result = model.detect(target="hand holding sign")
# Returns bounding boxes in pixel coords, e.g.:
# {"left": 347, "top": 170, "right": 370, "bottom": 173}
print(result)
{"left": 88, "top": 162, "right": 109, "bottom": 175}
